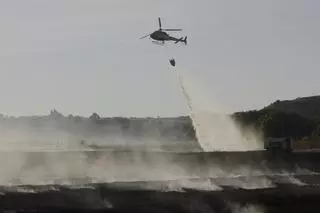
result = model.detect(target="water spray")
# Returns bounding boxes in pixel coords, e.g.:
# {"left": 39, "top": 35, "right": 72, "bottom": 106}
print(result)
{"left": 167, "top": 58, "right": 205, "bottom": 151}
{"left": 162, "top": 42, "right": 262, "bottom": 152}
{"left": 166, "top": 58, "right": 262, "bottom": 152}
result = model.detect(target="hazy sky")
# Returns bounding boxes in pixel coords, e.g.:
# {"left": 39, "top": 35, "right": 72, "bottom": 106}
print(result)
{"left": 0, "top": 0, "right": 319, "bottom": 117}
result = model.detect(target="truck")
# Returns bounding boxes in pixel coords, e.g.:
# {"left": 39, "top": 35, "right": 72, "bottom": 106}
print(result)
{"left": 264, "top": 137, "right": 292, "bottom": 153}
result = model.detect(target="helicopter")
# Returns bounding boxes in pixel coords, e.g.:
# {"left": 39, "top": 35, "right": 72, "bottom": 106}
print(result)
{"left": 140, "top": 17, "right": 187, "bottom": 45}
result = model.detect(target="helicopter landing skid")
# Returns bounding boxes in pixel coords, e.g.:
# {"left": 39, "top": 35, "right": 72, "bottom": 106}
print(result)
{"left": 152, "top": 41, "right": 165, "bottom": 46}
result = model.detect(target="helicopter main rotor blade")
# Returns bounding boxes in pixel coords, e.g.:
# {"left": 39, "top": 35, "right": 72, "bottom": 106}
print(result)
{"left": 139, "top": 33, "right": 151, "bottom": 39}
{"left": 158, "top": 17, "right": 162, "bottom": 30}
{"left": 162, "top": 29, "right": 182, "bottom": 31}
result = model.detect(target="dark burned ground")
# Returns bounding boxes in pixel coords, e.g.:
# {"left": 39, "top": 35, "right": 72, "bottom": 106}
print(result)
{"left": 1, "top": 182, "right": 320, "bottom": 213}
{"left": 1, "top": 150, "right": 320, "bottom": 213}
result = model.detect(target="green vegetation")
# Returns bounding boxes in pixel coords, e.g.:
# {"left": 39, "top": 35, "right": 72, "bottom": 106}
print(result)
{"left": 266, "top": 96, "right": 320, "bottom": 119}
{"left": 232, "top": 96, "right": 320, "bottom": 141}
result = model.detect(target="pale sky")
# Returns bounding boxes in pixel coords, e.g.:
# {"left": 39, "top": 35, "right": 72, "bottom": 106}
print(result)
{"left": 0, "top": 0, "right": 319, "bottom": 117}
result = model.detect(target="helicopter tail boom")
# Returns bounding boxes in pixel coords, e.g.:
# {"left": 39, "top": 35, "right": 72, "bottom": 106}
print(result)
{"left": 174, "top": 36, "right": 187, "bottom": 45}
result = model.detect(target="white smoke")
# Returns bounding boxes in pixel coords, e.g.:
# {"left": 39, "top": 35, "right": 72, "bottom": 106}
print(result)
{"left": 231, "top": 204, "right": 265, "bottom": 213}
{"left": 174, "top": 68, "right": 263, "bottom": 151}
{"left": 287, "top": 176, "right": 306, "bottom": 186}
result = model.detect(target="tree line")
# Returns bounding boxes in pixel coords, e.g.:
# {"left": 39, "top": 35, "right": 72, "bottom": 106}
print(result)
{"left": 232, "top": 109, "right": 320, "bottom": 140}
{"left": 1, "top": 105, "right": 320, "bottom": 142}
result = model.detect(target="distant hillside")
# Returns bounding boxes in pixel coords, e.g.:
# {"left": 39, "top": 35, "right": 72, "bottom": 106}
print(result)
{"left": 0, "top": 109, "right": 201, "bottom": 151}
{"left": 265, "top": 95, "right": 320, "bottom": 119}
{"left": 233, "top": 95, "right": 320, "bottom": 140}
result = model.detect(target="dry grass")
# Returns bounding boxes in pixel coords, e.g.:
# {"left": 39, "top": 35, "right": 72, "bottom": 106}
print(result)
{"left": 292, "top": 136, "right": 320, "bottom": 150}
